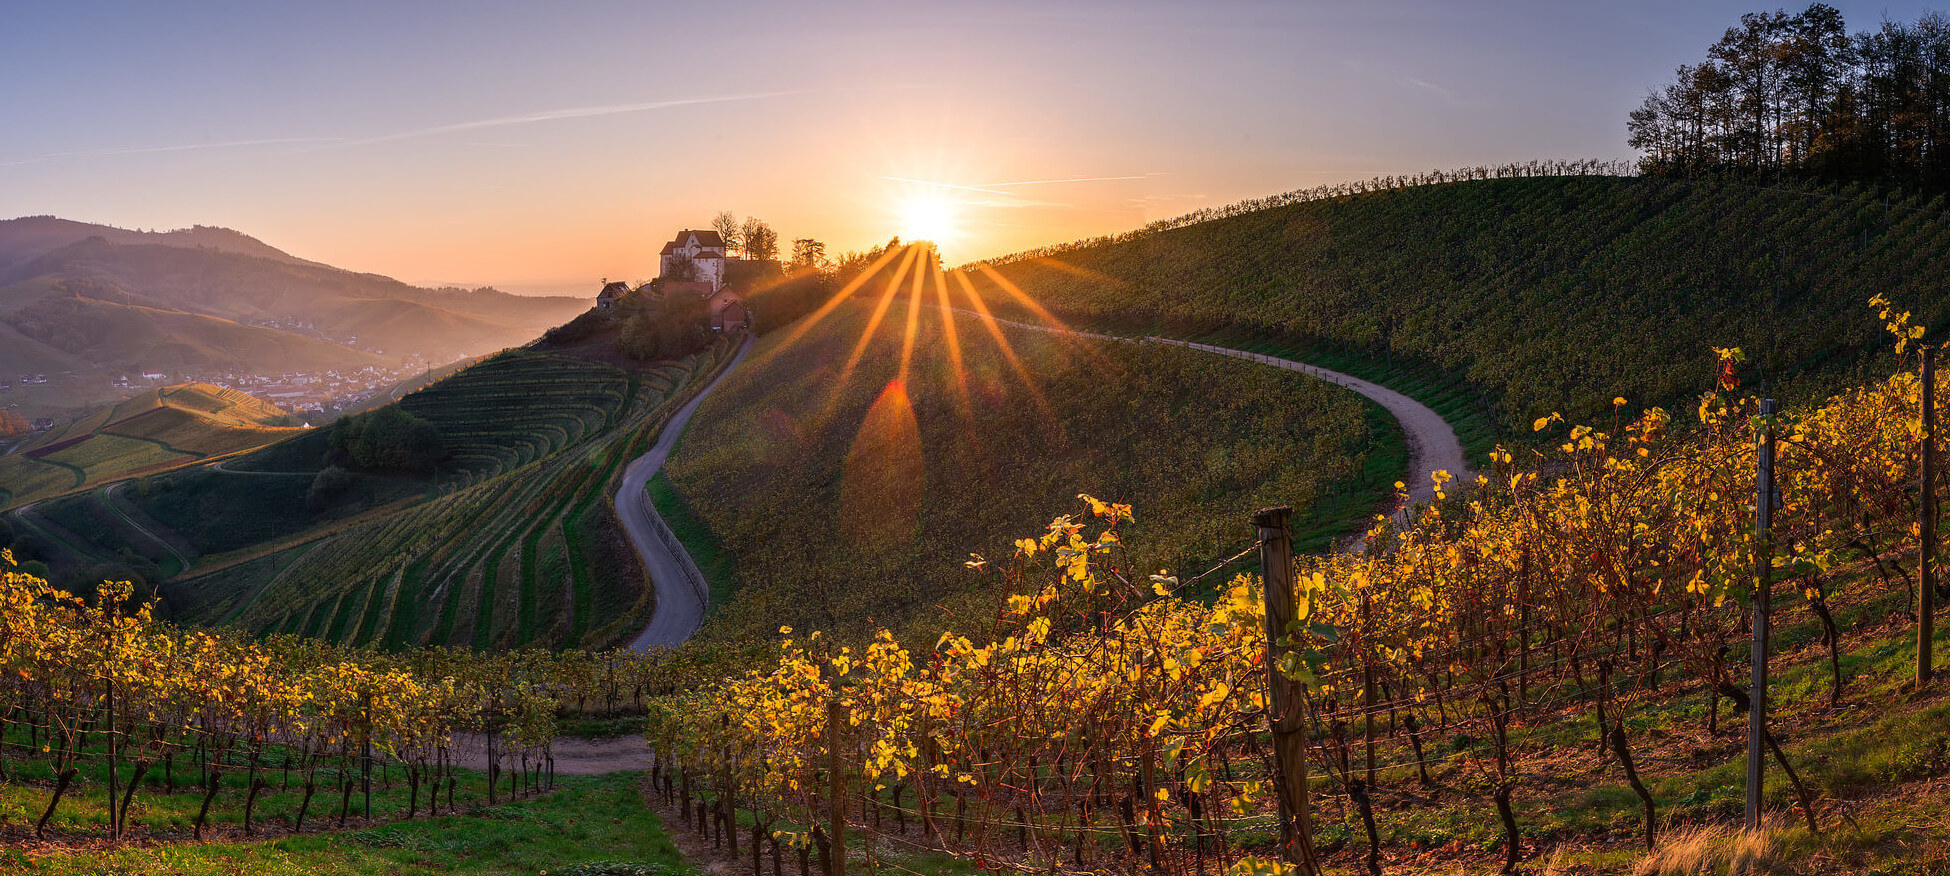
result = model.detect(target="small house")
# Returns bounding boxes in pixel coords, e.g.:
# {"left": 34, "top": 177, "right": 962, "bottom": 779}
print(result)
{"left": 595, "top": 279, "right": 631, "bottom": 309}
{"left": 707, "top": 286, "right": 750, "bottom": 332}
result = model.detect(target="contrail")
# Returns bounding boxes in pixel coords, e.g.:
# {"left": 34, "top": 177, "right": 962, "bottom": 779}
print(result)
{"left": 0, "top": 137, "right": 341, "bottom": 168}
{"left": 339, "top": 92, "right": 798, "bottom": 147}
{"left": 1, "top": 92, "right": 797, "bottom": 168}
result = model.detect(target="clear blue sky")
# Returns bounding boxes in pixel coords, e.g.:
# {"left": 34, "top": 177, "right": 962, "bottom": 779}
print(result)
{"left": 1, "top": 1, "right": 1935, "bottom": 291}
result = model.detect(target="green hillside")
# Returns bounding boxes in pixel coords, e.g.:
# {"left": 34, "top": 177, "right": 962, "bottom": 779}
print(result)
{"left": 659, "top": 291, "right": 1399, "bottom": 645}
{"left": 156, "top": 343, "right": 733, "bottom": 648}
{"left": 0, "top": 382, "right": 300, "bottom": 509}
{"left": 971, "top": 175, "right": 1949, "bottom": 439}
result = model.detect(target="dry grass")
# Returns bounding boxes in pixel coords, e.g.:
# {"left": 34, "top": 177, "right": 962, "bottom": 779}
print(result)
{"left": 1628, "top": 820, "right": 1784, "bottom": 876}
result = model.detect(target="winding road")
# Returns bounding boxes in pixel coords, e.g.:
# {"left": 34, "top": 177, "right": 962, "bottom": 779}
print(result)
{"left": 620, "top": 335, "right": 754, "bottom": 652}
{"left": 1147, "top": 339, "right": 1473, "bottom": 503}
{"left": 612, "top": 318, "right": 1473, "bottom": 651}
{"left": 955, "top": 311, "right": 1474, "bottom": 503}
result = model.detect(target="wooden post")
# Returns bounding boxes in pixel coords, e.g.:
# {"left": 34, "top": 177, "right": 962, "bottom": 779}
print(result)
{"left": 1746, "top": 399, "right": 1777, "bottom": 832}
{"left": 1922, "top": 347, "right": 1937, "bottom": 688}
{"left": 1254, "top": 506, "right": 1322, "bottom": 875}
{"left": 827, "top": 700, "right": 847, "bottom": 876}
{"left": 1362, "top": 593, "right": 1376, "bottom": 789}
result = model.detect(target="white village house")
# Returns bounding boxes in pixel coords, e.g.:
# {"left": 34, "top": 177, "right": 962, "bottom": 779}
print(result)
{"left": 591, "top": 228, "right": 755, "bottom": 330}
{"left": 658, "top": 229, "right": 728, "bottom": 291}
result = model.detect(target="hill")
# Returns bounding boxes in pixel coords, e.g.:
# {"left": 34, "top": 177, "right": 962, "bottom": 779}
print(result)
{"left": 0, "top": 382, "right": 300, "bottom": 510}
{"left": 651, "top": 325, "right": 1950, "bottom": 876}
{"left": 0, "top": 214, "right": 327, "bottom": 272}
{"left": 3, "top": 288, "right": 743, "bottom": 647}
{"left": 658, "top": 280, "right": 1399, "bottom": 645}
{"left": 969, "top": 174, "right": 1949, "bottom": 441}
{"left": 0, "top": 216, "right": 588, "bottom": 419}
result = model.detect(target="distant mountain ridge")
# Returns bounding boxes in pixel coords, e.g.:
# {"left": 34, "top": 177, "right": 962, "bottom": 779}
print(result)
{"left": 0, "top": 215, "right": 326, "bottom": 273}
{"left": 0, "top": 216, "right": 589, "bottom": 415}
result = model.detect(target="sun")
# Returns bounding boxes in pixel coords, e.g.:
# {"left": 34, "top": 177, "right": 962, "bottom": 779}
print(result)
{"left": 894, "top": 193, "right": 962, "bottom": 250}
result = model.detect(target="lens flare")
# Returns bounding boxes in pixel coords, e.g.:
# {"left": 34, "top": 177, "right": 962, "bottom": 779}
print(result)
{"left": 894, "top": 193, "right": 962, "bottom": 251}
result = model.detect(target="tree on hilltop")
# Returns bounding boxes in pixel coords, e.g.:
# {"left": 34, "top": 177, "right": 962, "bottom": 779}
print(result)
{"left": 741, "top": 217, "right": 778, "bottom": 263}
{"left": 789, "top": 238, "right": 828, "bottom": 271}
{"left": 712, "top": 211, "right": 742, "bottom": 256}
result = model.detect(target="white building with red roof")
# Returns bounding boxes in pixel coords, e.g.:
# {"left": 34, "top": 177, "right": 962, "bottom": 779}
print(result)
{"left": 658, "top": 229, "right": 728, "bottom": 291}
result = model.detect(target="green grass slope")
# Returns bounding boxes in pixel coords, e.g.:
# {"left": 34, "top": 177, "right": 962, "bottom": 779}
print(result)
{"left": 1, "top": 772, "right": 693, "bottom": 876}
{"left": 972, "top": 175, "right": 1950, "bottom": 440}
{"left": 660, "top": 298, "right": 1400, "bottom": 645}
{"left": 0, "top": 383, "right": 301, "bottom": 509}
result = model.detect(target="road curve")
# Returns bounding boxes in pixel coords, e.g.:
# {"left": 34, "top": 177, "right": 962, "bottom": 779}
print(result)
{"left": 621, "top": 335, "right": 755, "bottom": 652}
{"left": 1148, "top": 339, "right": 1473, "bottom": 504}
{"left": 952, "top": 309, "right": 1473, "bottom": 504}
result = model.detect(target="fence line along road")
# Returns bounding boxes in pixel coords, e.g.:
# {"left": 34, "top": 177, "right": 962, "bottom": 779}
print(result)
{"left": 621, "top": 335, "right": 754, "bottom": 652}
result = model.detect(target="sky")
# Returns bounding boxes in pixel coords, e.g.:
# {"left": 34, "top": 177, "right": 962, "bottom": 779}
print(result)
{"left": 2, "top": 0, "right": 1939, "bottom": 294}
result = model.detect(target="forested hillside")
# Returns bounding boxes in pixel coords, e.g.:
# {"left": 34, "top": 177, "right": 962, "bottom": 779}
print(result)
{"left": 971, "top": 174, "right": 1947, "bottom": 434}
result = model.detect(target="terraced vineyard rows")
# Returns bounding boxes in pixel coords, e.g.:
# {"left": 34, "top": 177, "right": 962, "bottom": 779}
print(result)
{"left": 391, "top": 351, "right": 637, "bottom": 486}
{"left": 175, "top": 342, "right": 736, "bottom": 651}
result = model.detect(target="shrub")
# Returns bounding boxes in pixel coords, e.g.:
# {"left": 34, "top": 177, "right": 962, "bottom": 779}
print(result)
{"left": 305, "top": 465, "right": 357, "bottom": 512}
{"left": 619, "top": 293, "right": 712, "bottom": 361}
{"left": 328, "top": 406, "right": 446, "bottom": 474}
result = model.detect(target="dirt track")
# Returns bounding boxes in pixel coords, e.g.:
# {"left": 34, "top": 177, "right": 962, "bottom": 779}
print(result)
{"left": 446, "top": 733, "right": 653, "bottom": 775}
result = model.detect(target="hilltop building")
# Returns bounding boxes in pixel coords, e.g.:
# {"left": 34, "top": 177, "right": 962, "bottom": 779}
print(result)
{"left": 658, "top": 229, "right": 728, "bottom": 291}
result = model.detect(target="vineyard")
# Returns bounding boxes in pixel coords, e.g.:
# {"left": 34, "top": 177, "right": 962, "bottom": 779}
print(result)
{"left": 169, "top": 341, "right": 738, "bottom": 651}
{"left": 660, "top": 295, "right": 1398, "bottom": 646}
{"left": 0, "top": 383, "right": 299, "bottom": 510}
{"left": 0, "top": 550, "right": 702, "bottom": 872}
{"left": 389, "top": 351, "right": 638, "bottom": 488}
{"left": 969, "top": 173, "right": 1950, "bottom": 442}
{"left": 642, "top": 311, "right": 1950, "bottom": 875}
{"left": 0, "top": 335, "right": 740, "bottom": 651}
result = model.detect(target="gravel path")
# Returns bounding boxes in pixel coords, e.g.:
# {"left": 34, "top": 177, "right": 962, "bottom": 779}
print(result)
{"left": 619, "top": 335, "right": 754, "bottom": 652}
{"left": 447, "top": 732, "right": 653, "bottom": 775}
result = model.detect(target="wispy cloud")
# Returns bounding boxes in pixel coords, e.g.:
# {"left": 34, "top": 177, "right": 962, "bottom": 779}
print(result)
{"left": 0, "top": 137, "right": 340, "bottom": 169}
{"left": 882, "top": 176, "right": 1016, "bottom": 196}
{"left": 337, "top": 92, "right": 798, "bottom": 148}
{"left": 1401, "top": 75, "right": 1459, "bottom": 104}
